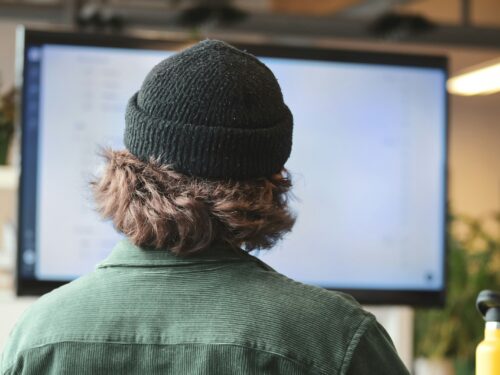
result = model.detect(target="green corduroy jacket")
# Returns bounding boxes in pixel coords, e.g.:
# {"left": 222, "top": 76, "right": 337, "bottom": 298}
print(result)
{"left": 1, "top": 240, "right": 409, "bottom": 374}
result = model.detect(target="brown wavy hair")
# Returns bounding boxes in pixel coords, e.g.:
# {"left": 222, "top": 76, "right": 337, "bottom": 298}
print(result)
{"left": 91, "top": 149, "right": 296, "bottom": 255}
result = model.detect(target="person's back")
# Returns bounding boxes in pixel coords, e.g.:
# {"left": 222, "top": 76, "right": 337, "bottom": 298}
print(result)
{"left": 1, "top": 40, "right": 409, "bottom": 374}
{"left": 1, "top": 241, "right": 406, "bottom": 374}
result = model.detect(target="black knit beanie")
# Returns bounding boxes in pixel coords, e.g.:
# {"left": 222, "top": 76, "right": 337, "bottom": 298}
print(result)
{"left": 124, "top": 39, "right": 293, "bottom": 179}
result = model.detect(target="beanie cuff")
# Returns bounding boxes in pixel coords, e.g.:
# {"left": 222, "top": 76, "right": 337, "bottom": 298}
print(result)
{"left": 124, "top": 93, "right": 293, "bottom": 179}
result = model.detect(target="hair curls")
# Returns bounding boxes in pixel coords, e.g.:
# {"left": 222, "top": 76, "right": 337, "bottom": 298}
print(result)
{"left": 91, "top": 149, "right": 296, "bottom": 255}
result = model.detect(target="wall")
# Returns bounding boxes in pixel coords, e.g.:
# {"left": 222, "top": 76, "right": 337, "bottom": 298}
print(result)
{"left": 0, "top": 22, "right": 17, "bottom": 91}
{"left": 448, "top": 48, "right": 500, "bottom": 219}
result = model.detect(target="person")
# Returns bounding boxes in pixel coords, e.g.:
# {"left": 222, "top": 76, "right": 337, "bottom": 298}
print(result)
{"left": 0, "top": 40, "right": 409, "bottom": 374}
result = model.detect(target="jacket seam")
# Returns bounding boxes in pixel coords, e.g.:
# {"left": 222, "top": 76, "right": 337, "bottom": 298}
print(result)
{"left": 339, "top": 314, "right": 374, "bottom": 375}
{"left": 2, "top": 340, "right": 329, "bottom": 375}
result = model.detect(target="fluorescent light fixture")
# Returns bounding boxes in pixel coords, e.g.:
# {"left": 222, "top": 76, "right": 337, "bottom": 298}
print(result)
{"left": 448, "top": 58, "right": 500, "bottom": 96}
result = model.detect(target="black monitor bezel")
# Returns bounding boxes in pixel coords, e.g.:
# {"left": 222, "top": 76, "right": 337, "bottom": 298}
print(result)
{"left": 17, "top": 28, "right": 449, "bottom": 306}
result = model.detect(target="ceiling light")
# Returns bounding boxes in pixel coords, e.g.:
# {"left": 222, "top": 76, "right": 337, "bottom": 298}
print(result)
{"left": 447, "top": 58, "right": 500, "bottom": 96}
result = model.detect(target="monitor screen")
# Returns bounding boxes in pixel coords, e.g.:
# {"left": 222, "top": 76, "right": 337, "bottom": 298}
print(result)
{"left": 17, "top": 29, "right": 448, "bottom": 305}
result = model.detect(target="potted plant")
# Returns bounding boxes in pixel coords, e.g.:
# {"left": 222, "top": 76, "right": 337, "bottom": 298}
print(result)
{"left": 0, "top": 87, "right": 15, "bottom": 165}
{"left": 414, "top": 213, "right": 500, "bottom": 375}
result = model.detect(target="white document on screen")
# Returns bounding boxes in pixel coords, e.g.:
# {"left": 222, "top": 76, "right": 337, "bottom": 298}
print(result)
{"left": 36, "top": 45, "right": 446, "bottom": 291}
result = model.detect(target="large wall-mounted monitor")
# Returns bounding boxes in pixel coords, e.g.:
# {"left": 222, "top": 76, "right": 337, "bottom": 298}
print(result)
{"left": 17, "top": 28, "right": 448, "bottom": 306}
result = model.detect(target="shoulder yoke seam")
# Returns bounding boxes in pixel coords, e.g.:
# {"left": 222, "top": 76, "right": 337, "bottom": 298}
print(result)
{"left": 339, "top": 314, "right": 375, "bottom": 375}
{"left": 2, "top": 340, "right": 331, "bottom": 375}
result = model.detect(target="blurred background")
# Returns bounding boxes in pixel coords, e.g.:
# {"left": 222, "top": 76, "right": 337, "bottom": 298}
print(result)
{"left": 1, "top": 1, "right": 500, "bottom": 374}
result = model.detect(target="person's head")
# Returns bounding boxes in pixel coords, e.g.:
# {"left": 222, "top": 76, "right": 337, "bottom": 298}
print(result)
{"left": 92, "top": 40, "right": 295, "bottom": 255}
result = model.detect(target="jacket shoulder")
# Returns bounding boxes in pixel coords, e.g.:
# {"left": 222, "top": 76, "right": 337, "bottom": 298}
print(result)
{"left": 230, "top": 266, "right": 377, "bottom": 374}
{"left": 0, "top": 273, "right": 99, "bottom": 370}
{"left": 248, "top": 264, "right": 370, "bottom": 322}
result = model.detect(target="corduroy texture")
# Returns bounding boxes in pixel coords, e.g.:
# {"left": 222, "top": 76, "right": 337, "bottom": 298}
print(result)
{"left": 1, "top": 241, "right": 410, "bottom": 375}
{"left": 124, "top": 39, "right": 293, "bottom": 179}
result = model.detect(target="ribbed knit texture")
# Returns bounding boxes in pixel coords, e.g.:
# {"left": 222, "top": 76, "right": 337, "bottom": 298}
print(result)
{"left": 1, "top": 241, "right": 409, "bottom": 375}
{"left": 124, "top": 40, "right": 293, "bottom": 179}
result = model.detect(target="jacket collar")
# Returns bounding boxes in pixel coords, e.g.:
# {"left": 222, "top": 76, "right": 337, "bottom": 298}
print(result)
{"left": 96, "top": 239, "right": 274, "bottom": 270}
